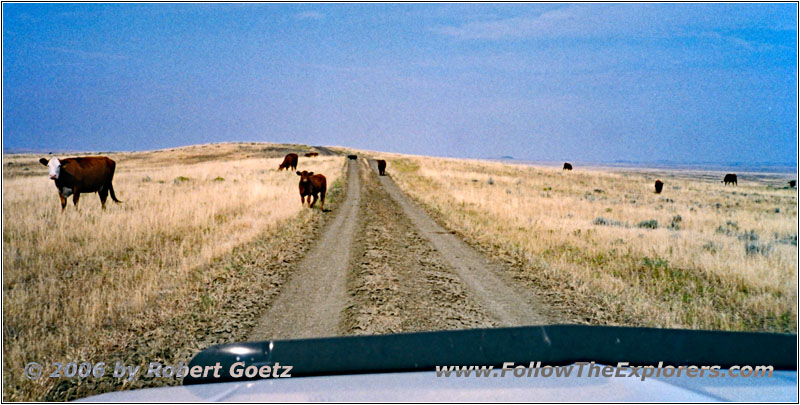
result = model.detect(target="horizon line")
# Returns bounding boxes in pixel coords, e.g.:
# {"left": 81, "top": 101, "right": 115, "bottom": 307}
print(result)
{"left": 3, "top": 142, "right": 797, "bottom": 170}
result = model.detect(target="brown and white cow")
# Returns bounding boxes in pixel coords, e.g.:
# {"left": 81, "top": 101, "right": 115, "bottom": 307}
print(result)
{"left": 297, "top": 170, "right": 327, "bottom": 210}
{"left": 278, "top": 153, "right": 298, "bottom": 171}
{"left": 39, "top": 156, "right": 122, "bottom": 210}
{"left": 377, "top": 159, "right": 387, "bottom": 176}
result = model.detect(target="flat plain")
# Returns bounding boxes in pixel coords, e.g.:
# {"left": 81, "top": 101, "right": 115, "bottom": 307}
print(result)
{"left": 3, "top": 143, "right": 796, "bottom": 401}
{"left": 3, "top": 143, "right": 345, "bottom": 401}
{"left": 367, "top": 150, "right": 797, "bottom": 332}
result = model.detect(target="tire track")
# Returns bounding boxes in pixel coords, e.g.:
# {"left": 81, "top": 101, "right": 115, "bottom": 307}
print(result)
{"left": 366, "top": 159, "right": 561, "bottom": 326}
{"left": 248, "top": 158, "right": 361, "bottom": 340}
{"left": 249, "top": 154, "right": 560, "bottom": 343}
{"left": 343, "top": 160, "right": 497, "bottom": 334}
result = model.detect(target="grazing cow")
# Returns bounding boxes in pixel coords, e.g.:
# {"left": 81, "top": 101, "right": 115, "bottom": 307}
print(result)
{"left": 563, "top": 162, "right": 573, "bottom": 171}
{"left": 654, "top": 179, "right": 664, "bottom": 194}
{"left": 305, "top": 152, "right": 319, "bottom": 157}
{"left": 297, "top": 171, "right": 327, "bottom": 210}
{"left": 377, "top": 159, "right": 387, "bottom": 176}
{"left": 722, "top": 173, "right": 738, "bottom": 186}
{"left": 789, "top": 180, "right": 796, "bottom": 188}
{"left": 348, "top": 155, "right": 357, "bottom": 160}
{"left": 278, "top": 153, "right": 298, "bottom": 171}
{"left": 39, "top": 156, "right": 121, "bottom": 210}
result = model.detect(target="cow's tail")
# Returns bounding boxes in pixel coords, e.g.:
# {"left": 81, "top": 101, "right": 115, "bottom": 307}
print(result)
{"left": 107, "top": 159, "right": 122, "bottom": 203}
{"left": 109, "top": 183, "right": 122, "bottom": 203}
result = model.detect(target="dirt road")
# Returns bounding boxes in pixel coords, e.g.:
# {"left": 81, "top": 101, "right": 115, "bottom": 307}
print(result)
{"left": 249, "top": 158, "right": 361, "bottom": 340}
{"left": 249, "top": 155, "right": 561, "bottom": 341}
{"left": 344, "top": 159, "right": 497, "bottom": 334}
{"left": 312, "top": 146, "right": 339, "bottom": 156}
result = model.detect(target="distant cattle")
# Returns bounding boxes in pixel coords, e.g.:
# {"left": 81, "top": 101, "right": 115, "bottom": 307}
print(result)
{"left": 39, "top": 156, "right": 121, "bottom": 210}
{"left": 305, "top": 152, "right": 319, "bottom": 157}
{"left": 348, "top": 155, "right": 357, "bottom": 160}
{"left": 654, "top": 179, "right": 664, "bottom": 194}
{"left": 297, "top": 171, "right": 327, "bottom": 210}
{"left": 278, "top": 153, "right": 298, "bottom": 171}
{"left": 377, "top": 160, "right": 387, "bottom": 176}
{"left": 722, "top": 173, "right": 738, "bottom": 186}
{"left": 789, "top": 180, "right": 796, "bottom": 188}
{"left": 563, "top": 162, "right": 573, "bottom": 171}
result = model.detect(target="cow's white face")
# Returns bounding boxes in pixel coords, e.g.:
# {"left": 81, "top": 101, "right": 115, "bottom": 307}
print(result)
{"left": 46, "top": 158, "right": 61, "bottom": 180}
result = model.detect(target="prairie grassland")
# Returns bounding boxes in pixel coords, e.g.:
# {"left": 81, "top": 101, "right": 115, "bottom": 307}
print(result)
{"left": 3, "top": 143, "right": 343, "bottom": 401}
{"left": 375, "top": 152, "right": 797, "bottom": 332}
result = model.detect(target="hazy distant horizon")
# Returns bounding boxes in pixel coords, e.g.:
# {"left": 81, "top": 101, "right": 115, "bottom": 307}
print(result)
{"left": 3, "top": 3, "right": 797, "bottom": 165}
{"left": 4, "top": 140, "right": 796, "bottom": 174}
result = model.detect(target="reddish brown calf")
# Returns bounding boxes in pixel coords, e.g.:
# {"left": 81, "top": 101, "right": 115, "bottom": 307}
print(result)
{"left": 297, "top": 170, "right": 327, "bottom": 210}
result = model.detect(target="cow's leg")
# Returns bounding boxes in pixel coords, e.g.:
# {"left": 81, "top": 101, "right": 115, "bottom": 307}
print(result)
{"left": 310, "top": 192, "right": 318, "bottom": 208}
{"left": 99, "top": 188, "right": 109, "bottom": 209}
{"left": 59, "top": 194, "right": 67, "bottom": 211}
{"left": 72, "top": 191, "right": 81, "bottom": 207}
{"left": 319, "top": 189, "right": 325, "bottom": 211}
{"left": 300, "top": 194, "right": 306, "bottom": 207}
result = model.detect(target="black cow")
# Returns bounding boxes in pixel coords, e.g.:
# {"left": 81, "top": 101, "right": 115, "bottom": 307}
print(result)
{"left": 563, "top": 162, "right": 573, "bottom": 171}
{"left": 722, "top": 173, "right": 738, "bottom": 186}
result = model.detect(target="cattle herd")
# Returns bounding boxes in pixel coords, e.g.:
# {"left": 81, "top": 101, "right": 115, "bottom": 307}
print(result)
{"left": 35, "top": 153, "right": 788, "bottom": 212}
{"left": 37, "top": 150, "right": 341, "bottom": 212}
{"left": 561, "top": 162, "right": 748, "bottom": 194}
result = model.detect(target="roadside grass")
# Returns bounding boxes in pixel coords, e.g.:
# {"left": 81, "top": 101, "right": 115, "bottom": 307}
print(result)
{"left": 3, "top": 143, "right": 343, "bottom": 401}
{"left": 377, "top": 153, "right": 796, "bottom": 333}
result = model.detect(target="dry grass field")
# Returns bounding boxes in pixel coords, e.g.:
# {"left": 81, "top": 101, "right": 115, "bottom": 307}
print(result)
{"left": 2, "top": 143, "right": 344, "bottom": 401}
{"left": 364, "top": 151, "right": 797, "bottom": 333}
{"left": 2, "top": 142, "right": 796, "bottom": 400}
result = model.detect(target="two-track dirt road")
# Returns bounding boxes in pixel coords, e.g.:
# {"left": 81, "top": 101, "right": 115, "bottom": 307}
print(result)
{"left": 249, "top": 157, "right": 361, "bottom": 340}
{"left": 249, "top": 154, "right": 562, "bottom": 342}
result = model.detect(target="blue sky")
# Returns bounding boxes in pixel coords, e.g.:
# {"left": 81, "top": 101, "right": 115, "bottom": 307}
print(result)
{"left": 3, "top": 3, "right": 797, "bottom": 164}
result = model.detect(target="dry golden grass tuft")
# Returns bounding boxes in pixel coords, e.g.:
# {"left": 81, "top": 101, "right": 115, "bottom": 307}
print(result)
{"left": 373, "top": 152, "right": 797, "bottom": 332}
{"left": 3, "top": 143, "right": 343, "bottom": 401}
